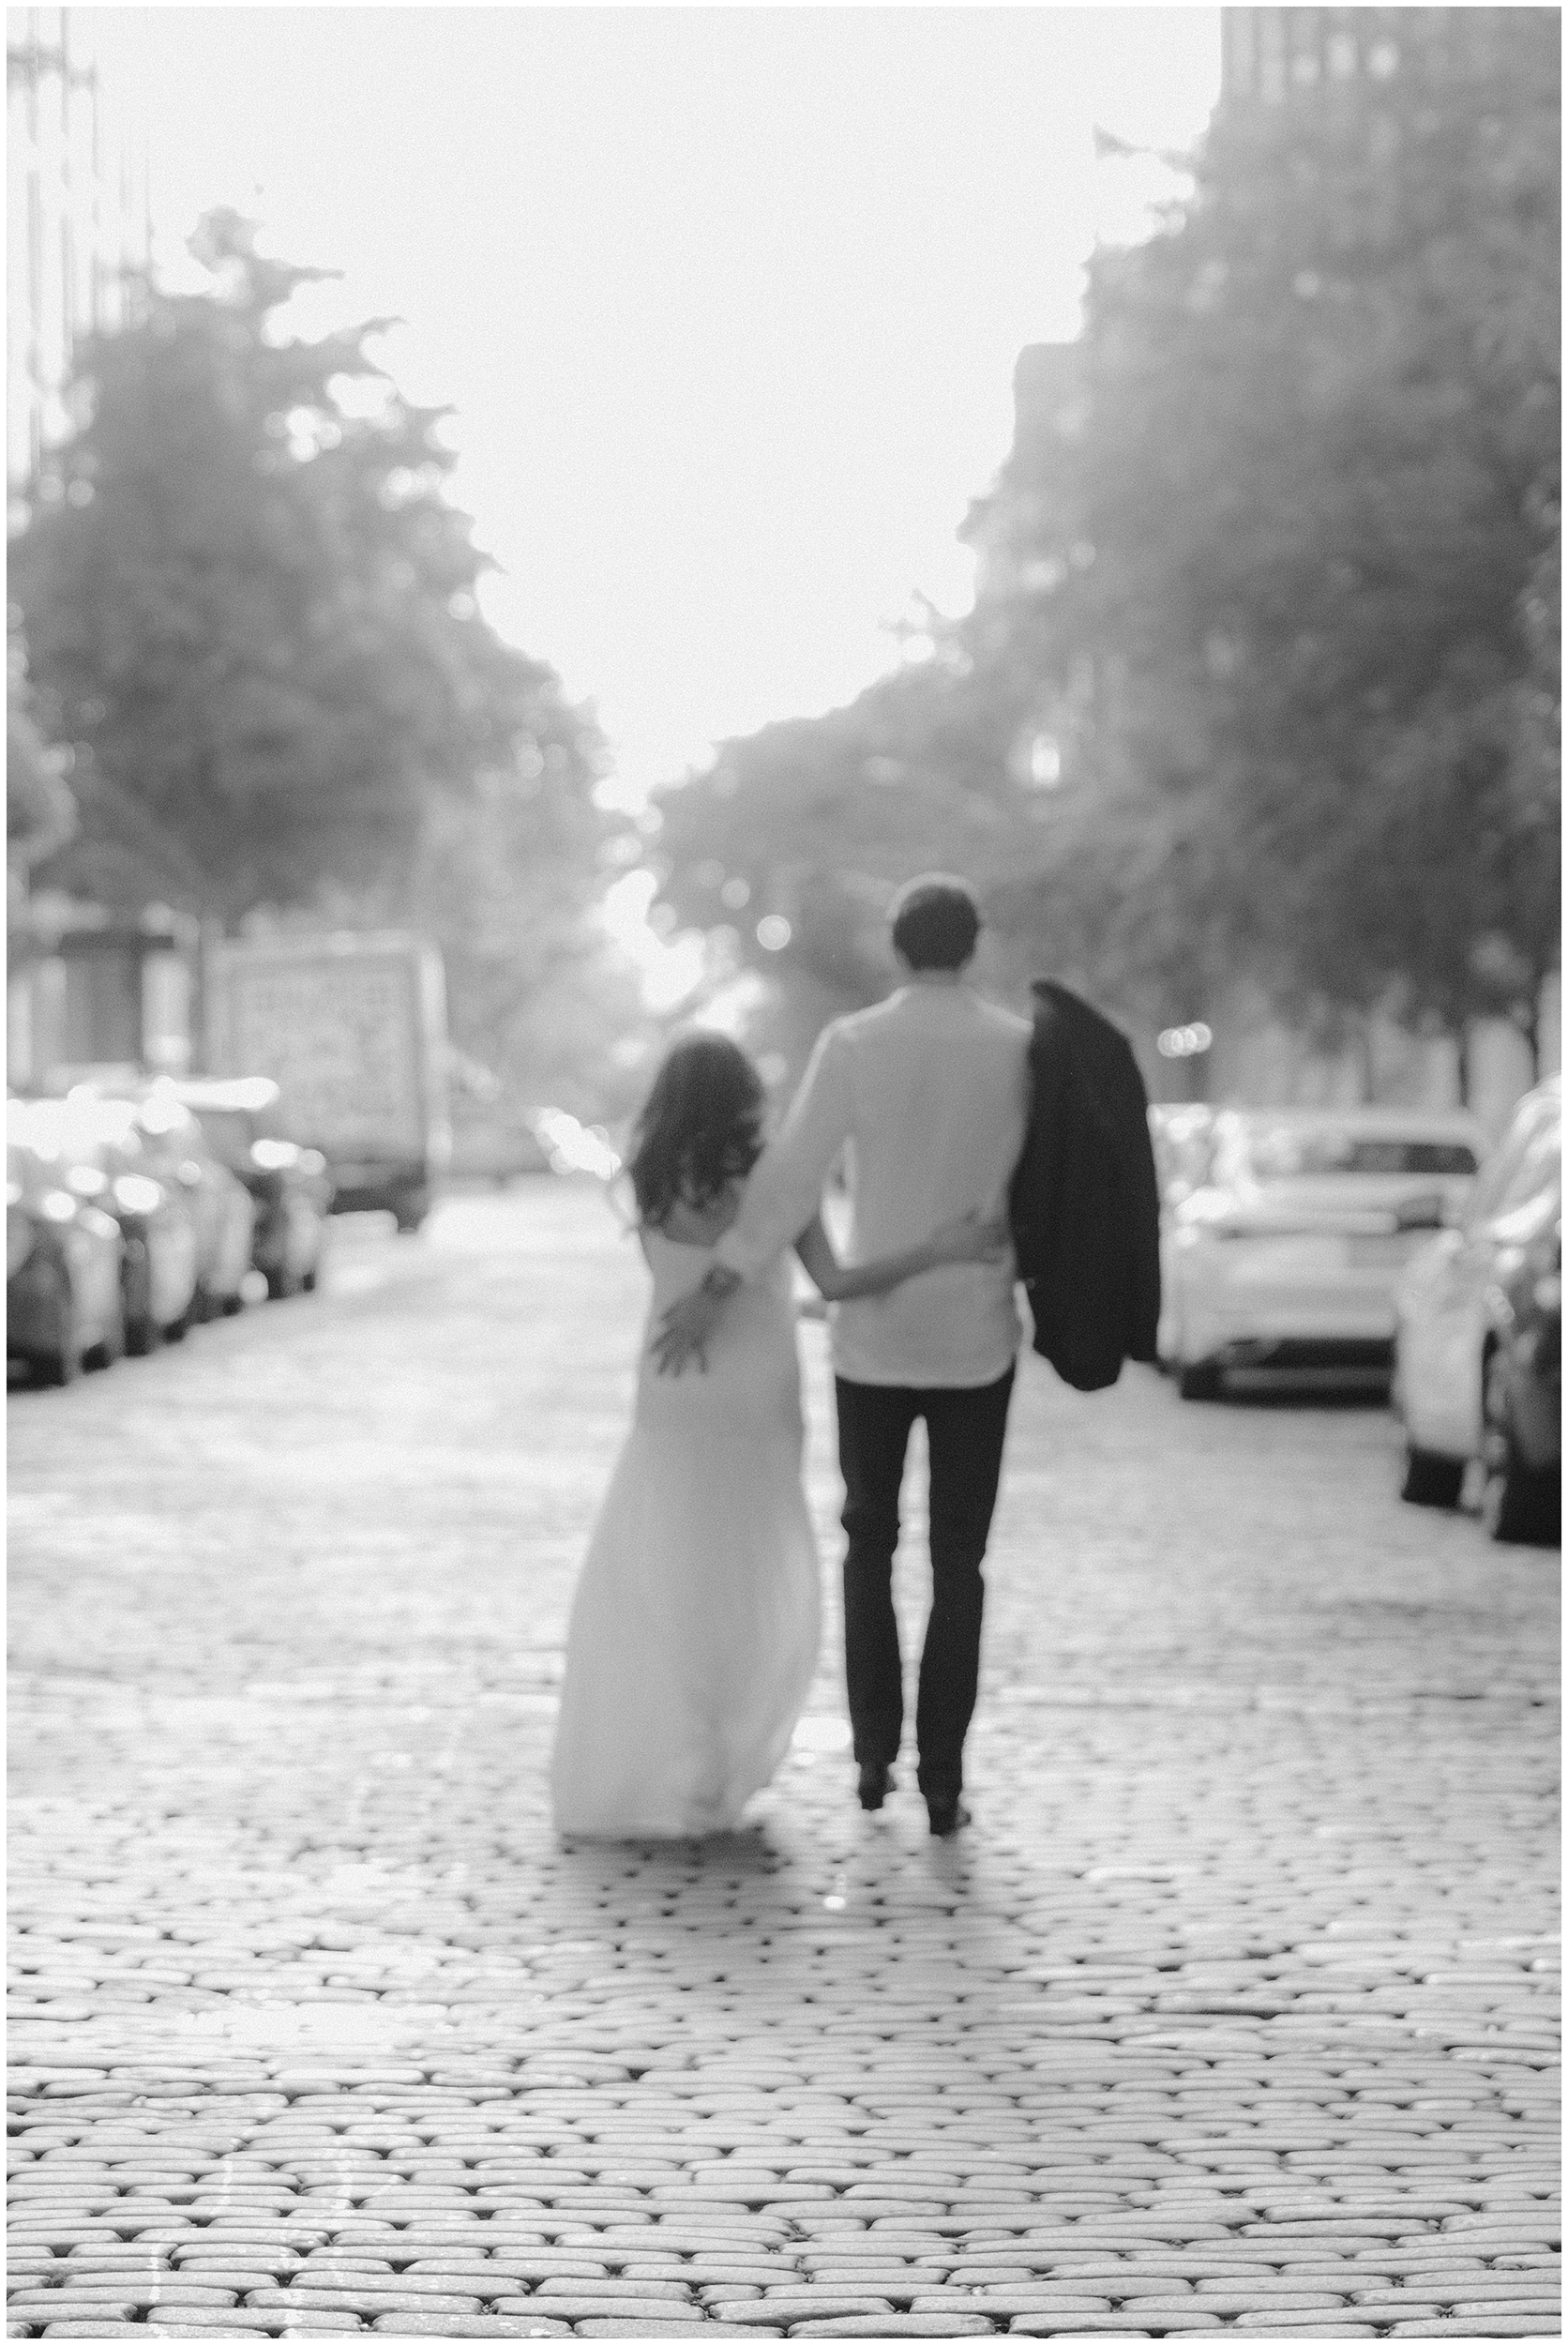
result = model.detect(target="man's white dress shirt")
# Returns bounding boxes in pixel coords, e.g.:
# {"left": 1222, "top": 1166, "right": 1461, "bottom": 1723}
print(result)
{"left": 715, "top": 982, "right": 1033, "bottom": 1388}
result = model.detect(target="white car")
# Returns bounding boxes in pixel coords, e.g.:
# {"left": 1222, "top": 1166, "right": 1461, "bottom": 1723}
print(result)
{"left": 1393, "top": 1079, "right": 1560, "bottom": 1541}
{"left": 1162, "top": 1106, "right": 1488, "bottom": 1399}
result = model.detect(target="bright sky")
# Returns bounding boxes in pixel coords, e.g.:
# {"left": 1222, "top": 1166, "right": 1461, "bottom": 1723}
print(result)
{"left": 83, "top": 5, "right": 1220, "bottom": 815}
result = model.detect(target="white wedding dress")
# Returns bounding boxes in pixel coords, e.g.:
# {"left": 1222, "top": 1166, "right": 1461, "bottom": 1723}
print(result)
{"left": 550, "top": 1228, "right": 822, "bottom": 1838}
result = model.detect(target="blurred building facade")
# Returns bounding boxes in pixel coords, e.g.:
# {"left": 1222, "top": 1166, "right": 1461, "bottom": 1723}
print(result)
{"left": 1220, "top": 7, "right": 1511, "bottom": 109}
{"left": 9, "top": 901, "right": 197, "bottom": 1093}
{"left": 7, "top": 4, "right": 150, "bottom": 496}
{"left": 1212, "top": 4, "right": 1560, "bottom": 1125}
{"left": 8, "top": 10, "right": 162, "bottom": 1084}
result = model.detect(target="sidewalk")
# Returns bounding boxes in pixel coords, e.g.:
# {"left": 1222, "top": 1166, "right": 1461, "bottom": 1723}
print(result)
{"left": 8, "top": 1186, "right": 1560, "bottom": 2339}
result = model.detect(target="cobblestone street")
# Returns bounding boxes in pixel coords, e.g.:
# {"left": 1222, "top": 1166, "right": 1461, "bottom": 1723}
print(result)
{"left": 8, "top": 1182, "right": 1560, "bottom": 2341}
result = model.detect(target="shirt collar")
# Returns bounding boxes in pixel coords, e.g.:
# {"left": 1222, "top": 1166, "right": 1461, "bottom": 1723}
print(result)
{"left": 891, "top": 981, "right": 973, "bottom": 1010}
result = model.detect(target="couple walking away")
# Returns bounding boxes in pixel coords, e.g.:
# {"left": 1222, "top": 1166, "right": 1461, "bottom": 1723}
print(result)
{"left": 550, "top": 873, "right": 1161, "bottom": 1844}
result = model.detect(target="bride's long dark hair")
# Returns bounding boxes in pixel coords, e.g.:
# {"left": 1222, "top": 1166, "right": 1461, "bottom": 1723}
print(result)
{"left": 627, "top": 1033, "right": 766, "bottom": 1230}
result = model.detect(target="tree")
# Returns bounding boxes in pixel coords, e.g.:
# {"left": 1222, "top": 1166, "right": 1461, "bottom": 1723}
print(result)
{"left": 651, "top": 646, "right": 1048, "bottom": 1079}
{"left": 974, "top": 11, "right": 1560, "bottom": 1049}
{"left": 391, "top": 759, "right": 649, "bottom": 1125}
{"left": 12, "top": 209, "right": 603, "bottom": 933}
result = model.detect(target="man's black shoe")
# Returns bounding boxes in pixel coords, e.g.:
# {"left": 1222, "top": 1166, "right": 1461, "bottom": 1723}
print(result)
{"left": 857, "top": 1762, "right": 894, "bottom": 1812}
{"left": 927, "top": 1794, "right": 970, "bottom": 1838}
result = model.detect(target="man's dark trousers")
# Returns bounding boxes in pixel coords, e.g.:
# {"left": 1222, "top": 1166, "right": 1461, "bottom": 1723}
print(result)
{"left": 835, "top": 1367, "right": 1015, "bottom": 1803}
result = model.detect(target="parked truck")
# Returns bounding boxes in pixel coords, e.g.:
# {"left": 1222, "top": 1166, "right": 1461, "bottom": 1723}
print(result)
{"left": 204, "top": 933, "right": 451, "bottom": 1232}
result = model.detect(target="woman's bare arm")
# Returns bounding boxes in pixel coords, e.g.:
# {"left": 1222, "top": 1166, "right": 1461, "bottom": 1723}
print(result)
{"left": 793, "top": 1208, "right": 1004, "bottom": 1301}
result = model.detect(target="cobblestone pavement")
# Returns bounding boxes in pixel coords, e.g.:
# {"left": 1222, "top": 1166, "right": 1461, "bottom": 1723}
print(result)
{"left": 9, "top": 1184, "right": 1560, "bottom": 2343}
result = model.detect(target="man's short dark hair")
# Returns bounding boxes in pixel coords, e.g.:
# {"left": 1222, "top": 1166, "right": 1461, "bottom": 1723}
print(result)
{"left": 888, "top": 875, "right": 981, "bottom": 972}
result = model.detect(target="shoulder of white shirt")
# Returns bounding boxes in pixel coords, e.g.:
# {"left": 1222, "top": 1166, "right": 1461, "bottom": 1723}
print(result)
{"left": 831, "top": 986, "right": 1030, "bottom": 1041}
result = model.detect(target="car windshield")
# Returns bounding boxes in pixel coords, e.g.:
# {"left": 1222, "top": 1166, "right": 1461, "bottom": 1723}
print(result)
{"left": 7, "top": 1110, "right": 47, "bottom": 1161}
{"left": 9, "top": 1100, "right": 124, "bottom": 1171}
{"left": 188, "top": 1109, "right": 257, "bottom": 1168}
{"left": 68, "top": 1099, "right": 141, "bottom": 1147}
{"left": 1233, "top": 1126, "right": 1478, "bottom": 1181}
{"left": 137, "top": 1097, "right": 199, "bottom": 1144}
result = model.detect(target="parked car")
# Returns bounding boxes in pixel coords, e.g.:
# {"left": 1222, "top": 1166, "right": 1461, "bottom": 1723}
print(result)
{"left": 1394, "top": 1078, "right": 1560, "bottom": 1545}
{"left": 61, "top": 1075, "right": 261, "bottom": 1323}
{"left": 168, "top": 1079, "right": 333, "bottom": 1298}
{"left": 1162, "top": 1105, "right": 1487, "bottom": 1400}
{"left": 40, "top": 1096, "right": 203, "bottom": 1353}
{"left": 6, "top": 1109, "right": 126, "bottom": 1384}
{"left": 128, "top": 1088, "right": 258, "bottom": 1320}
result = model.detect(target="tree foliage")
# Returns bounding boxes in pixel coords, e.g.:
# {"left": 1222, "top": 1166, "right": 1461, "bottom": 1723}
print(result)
{"left": 389, "top": 756, "right": 645, "bottom": 1124}
{"left": 984, "top": 10, "right": 1560, "bottom": 1042}
{"left": 653, "top": 648, "right": 1046, "bottom": 1076}
{"left": 655, "top": 15, "right": 1560, "bottom": 1070}
{"left": 13, "top": 209, "right": 606, "bottom": 934}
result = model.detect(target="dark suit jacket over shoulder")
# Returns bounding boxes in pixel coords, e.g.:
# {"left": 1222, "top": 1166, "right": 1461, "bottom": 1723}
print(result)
{"left": 1008, "top": 980, "right": 1162, "bottom": 1392}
